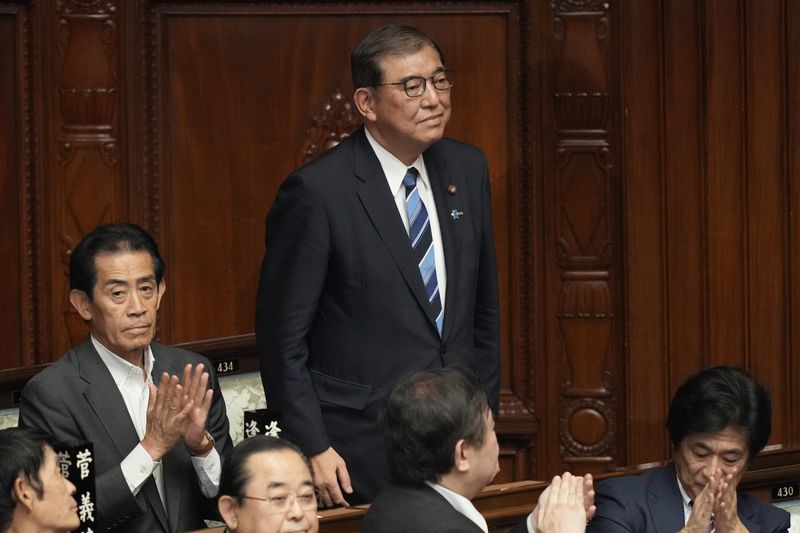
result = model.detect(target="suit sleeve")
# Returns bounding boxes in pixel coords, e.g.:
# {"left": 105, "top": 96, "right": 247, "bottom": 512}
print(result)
{"left": 205, "top": 358, "right": 234, "bottom": 460}
{"left": 586, "top": 479, "right": 640, "bottom": 533}
{"left": 19, "top": 379, "right": 146, "bottom": 528}
{"left": 473, "top": 157, "right": 501, "bottom": 413}
{"left": 256, "top": 172, "right": 332, "bottom": 456}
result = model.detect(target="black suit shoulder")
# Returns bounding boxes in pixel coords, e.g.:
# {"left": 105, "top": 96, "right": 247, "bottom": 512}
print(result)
{"left": 291, "top": 131, "right": 486, "bottom": 182}
{"left": 363, "top": 484, "right": 485, "bottom": 533}
{"left": 363, "top": 483, "right": 529, "bottom": 533}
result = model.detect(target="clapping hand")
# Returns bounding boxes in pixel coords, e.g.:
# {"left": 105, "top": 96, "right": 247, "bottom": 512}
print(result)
{"left": 141, "top": 364, "right": 213, "bottom": 460}
{"left": 532, "top": 472, "right": 587, "bottom": 533}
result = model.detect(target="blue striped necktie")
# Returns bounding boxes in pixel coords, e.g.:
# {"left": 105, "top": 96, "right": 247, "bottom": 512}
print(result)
{"left": 403, "top": 167, "right": 443, "bottom": 335}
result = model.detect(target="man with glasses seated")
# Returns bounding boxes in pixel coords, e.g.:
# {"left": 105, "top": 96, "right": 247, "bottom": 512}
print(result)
{"left": 217, "top": 436, "right": 318, "bottom": 533}
{"left": 257, "top": 23, "right": 500, "bottom": 507}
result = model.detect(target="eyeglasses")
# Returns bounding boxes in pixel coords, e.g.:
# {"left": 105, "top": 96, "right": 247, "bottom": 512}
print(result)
{"left": 372, "top": 68, "right": 455, "bottom": 98}
{"left": 241, "top": 491, "right": 318, "bottom": 513}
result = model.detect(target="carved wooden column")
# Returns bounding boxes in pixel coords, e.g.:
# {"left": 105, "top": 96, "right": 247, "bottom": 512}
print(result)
{"left": 50, "top": 0, "right": 123, "bottom": 353}
{"left": 550, "top": 0, "right": 622, "bottom": 473}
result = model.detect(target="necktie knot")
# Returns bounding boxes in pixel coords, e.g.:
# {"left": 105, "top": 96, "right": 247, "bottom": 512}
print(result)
{"left": 403, "top": 167, "right": 419, "bottom": 189}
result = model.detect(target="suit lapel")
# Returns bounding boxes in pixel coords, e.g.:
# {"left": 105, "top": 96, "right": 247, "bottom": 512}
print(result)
{"left": 736, "top": 493, "right": 761, "bottom": 533}
{"left": 153, "top": 346, "right": 184, "bottom": 533}
{"left": 648, "top": 464, "right": 686, "bottom": 533}
{"left": 77, "top": 338, "right": 169, "bottom": 532}
{"left": 353, "top": 130, "right": 440, "bottom": 331}
{"left": 425, "top": 147, "right": 463, "bottom": 340}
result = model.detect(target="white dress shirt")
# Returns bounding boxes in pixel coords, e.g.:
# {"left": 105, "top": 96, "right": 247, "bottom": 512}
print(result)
{"left": 678, "top": 476, "right": 693, "bottom": 524}
{"left": 427, "top": 480, "right": 536, "bottom": 533}
{"left": 92, "top": 337, "right": 222, "bottom": 511}
{"left": 365, "top": 128, "right": 447, "bottom": 315}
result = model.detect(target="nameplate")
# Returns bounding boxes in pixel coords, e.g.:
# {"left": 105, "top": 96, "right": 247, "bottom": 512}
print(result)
{"left": 244, "top": 409, "right": 283, "bottom": 439}
{"left": 54, "top": 441, "right": 96, "bottom": 533}
{"left": 215, "top": 358, "right": 239, "bottom": 375}
{"left": 772, "top": 482, "right": 799, "bottom": 501}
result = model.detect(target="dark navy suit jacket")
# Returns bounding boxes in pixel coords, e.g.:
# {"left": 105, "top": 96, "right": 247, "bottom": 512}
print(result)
{"left": 588, "top": 463, "right": 790, "bottom": 533}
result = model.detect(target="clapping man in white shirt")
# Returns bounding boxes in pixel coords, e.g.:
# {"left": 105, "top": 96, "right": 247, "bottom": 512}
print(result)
{"left": 19, "top": 223, "right": 232, "bottom": 533}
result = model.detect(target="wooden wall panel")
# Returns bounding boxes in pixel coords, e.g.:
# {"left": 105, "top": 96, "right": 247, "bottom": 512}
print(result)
{"left": 620, "top": 0, "right": 670, "bottom": 464}
{"left": 3, "top": 0, "right": 800, "bottom": 484}
{"left": 622, "top": 0, "right": 800, "bottom": 463}
{"left": 789, "top": 0, "right": 800, "bottom": 444}
{"left": 705, "top": 0, "right": 746, "bottom": 367}
{"left": 660, "top": 0, "right": 706, "bottom": 431}
{"left": 544, "top": 0, "right": 624, "bottom": 475}
{"left": 744, "top": 0, "right": 788, "bottom": 444}
{"left": 47, "top": 0, "right": 127, "bottom": 357}
{"left": 0, "top": 8, "right": 26, "bottom": 370}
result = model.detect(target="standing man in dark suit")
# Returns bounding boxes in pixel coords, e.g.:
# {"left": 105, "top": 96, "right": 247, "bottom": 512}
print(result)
{"left": 19, "top": 223, "right": 233, "bottom": 533}
{"left": 588, "top": 366, "right": 790, "bottom": 533}
{"left": 256, "top": 24, "right": 500, "bottom": 506}
{"left": 363, "top": 367, "right": 593, "bottom": 533}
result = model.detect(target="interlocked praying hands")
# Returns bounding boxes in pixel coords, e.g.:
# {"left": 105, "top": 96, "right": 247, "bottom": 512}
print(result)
{"left": 682, "top": 468, "right": 747, "bottom": 533}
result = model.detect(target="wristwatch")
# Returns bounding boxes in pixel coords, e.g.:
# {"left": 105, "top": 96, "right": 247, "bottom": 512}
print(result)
{"left": 187, "top": 430, "right": 216, "bottom": 456}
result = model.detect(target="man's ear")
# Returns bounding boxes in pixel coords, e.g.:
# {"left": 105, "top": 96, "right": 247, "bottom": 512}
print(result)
{"left": 217, "top": 495, "right": 239, "bottom": 530}
{"left": 12, "top": 476, "right": 36, "bottom": 511}
{"left": 453, "top": 438, "right": 470, "bottom": 473}
{"left": 353, "top": 87, "right": 377, "bottom": 123}
{"left": 69, "top": 289, "right": 93, "bottom": 321}
{"left": 155, "top": 279, "right": 166, "bottom": 310}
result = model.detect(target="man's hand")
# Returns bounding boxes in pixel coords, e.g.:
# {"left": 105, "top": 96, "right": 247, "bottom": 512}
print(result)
{"left": 681, "top": 470, "right": 720, "bottom": 533}
{"left": 141, "top": 372, "right": 193, "bottom": 461}
{"left": 533, "top": 472, "right": 587, "bottom": 533}
{"left": 180, "top": 363, "right": 214, "bottom": 454}
{"left": 582, "top": 473, "right": 596, "bottom": 521}
{"left": 310, "top": 447, "right": 353, "bottom": 507}
{"left": 713, "top": 468, "right": 746, "bottom": 533}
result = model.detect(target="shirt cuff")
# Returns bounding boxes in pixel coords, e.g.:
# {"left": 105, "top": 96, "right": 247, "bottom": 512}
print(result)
{"left": 121, "top": 443, "right": 159, "bottom": 495}
{"left": 191, "top": 447, "right": 222, "bottom": 497}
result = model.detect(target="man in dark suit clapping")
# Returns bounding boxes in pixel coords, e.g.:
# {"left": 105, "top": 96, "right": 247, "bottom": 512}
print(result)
{"left": 363, "top": 366, "right": 594, "bottom": 533}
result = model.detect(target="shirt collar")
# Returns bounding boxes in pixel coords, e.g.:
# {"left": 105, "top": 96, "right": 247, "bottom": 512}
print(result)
{"left": 91, "top": 336, "right": 154, "bottom": 386}
{"left": 426, "top": 481, "right": 488, "bottom": 532}
{"left": 677, "top": 474, "right": 693, "bottom": 521}
{"left": 364, "top": 128, "right": 428, "bottom": 197}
